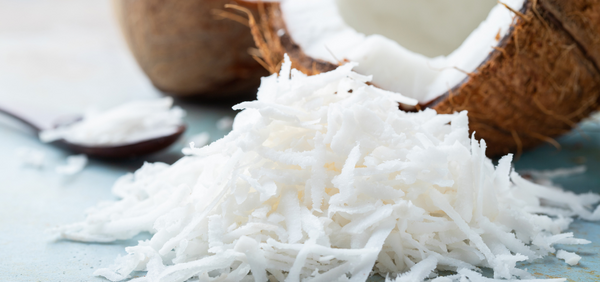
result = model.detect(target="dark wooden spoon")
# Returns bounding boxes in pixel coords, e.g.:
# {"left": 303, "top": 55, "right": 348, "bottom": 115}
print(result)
{"left": 0, "top": 103, "right": 186, "bottom": 159}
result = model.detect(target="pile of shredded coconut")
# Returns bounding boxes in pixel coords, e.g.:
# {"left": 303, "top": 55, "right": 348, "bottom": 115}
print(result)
{"left": 54, "top": 56, "right": 600, "bottom": 282}
{"left": 40, "top": 97, "right": 185, "bottom": 146}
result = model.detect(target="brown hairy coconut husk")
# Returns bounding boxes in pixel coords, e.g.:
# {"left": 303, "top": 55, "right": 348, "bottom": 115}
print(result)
{"left": 240, "top": 0, "right": 600, "bottom": 157}
{"left": 112, "top": 0, "right": 268, "bottom": 99}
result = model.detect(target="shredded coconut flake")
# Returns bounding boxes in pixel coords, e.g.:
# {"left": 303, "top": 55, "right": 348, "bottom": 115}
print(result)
{"left": 216, "top": 116, "right": 234, "bottom": 131}
{"left": 39, "top": 97, "right": 185, "bottom": 146}
{"left": 55, "top": 154, "right": 88, "bottom": 175}
{"left": 16, "top": 147, "right": 46, "bottom": 168}
{"left": 53, "top": 57, "right": 599, "bottom": 282}
{"left": 186, "top": 132, "right": 211, "bottom": 148}
{"left": 556, "top": 250, "right": 581, "bottom": 266}
{"left": 520, "top": 166, "right": 587, "bottom": 181}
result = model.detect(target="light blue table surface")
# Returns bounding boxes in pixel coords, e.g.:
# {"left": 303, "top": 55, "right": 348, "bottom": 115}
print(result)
{"left": 512, "top": 120, "right": 600, "bottom": 281}
{"left": 1, "top": 108, "right": 599, "bottom": 282}
{"left": 0, "top": 100, "right": 237, "bottom": 282}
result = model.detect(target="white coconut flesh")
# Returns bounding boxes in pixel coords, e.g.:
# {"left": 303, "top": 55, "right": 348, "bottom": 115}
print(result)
{"left": 280, "top": 0, "right": 526, "bottom": 103}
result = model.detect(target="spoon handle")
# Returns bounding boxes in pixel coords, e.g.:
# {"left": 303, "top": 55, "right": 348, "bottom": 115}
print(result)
{"left": 0, "top": 104, "right": 43, "bottom": 132}
{"left": 0, "top": 101, "right": 76, "bottom": 132}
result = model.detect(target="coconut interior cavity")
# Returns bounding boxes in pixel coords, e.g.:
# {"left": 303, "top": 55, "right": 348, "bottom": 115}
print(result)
{"left": 336, "top": 0, "right": 498, "bottom": 58}
{"left": 280, "top": 0, "right": 526, "bottom": 103}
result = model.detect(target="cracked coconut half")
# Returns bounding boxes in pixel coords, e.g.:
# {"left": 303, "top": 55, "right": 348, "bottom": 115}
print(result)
{"left": 238, "top": 0, "right": 600, "bottom": 156}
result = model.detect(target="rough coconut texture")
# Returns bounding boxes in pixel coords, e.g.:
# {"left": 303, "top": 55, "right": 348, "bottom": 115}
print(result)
{"left": 259, "top": 0, "right": 600, "bottom": 156}
{"left": 539, "top": 0, "right": 600, "bottom": 70}
{"left": 430, "top": 0, "right": 600, "bottom": 156}
{"left": 53, "top": 59, "right": 599, "bottom": 282}
{"left": 113, "top": 0, "right": 268, "bottom": 98}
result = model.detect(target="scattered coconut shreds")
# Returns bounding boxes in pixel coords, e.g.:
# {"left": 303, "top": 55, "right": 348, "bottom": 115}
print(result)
{"left": 520, "top": 166, "right": 586, "bottom": 181}
{"left": 16, "top": 147, "right": 46, "bottom": 168}
{"left": 55, "top": 154, "right": 88, "bottom": 176}
{"left": 216, "top": 116, "right": 234, "bottom": 131}
{"left": 54, "top": 56, "right": 599, "bottom": 282}
{"left": 39, "top": 97, "right": 185, "bottom": 146}
{"left": 555, "top": 250, "right": 581, "bottom": 266}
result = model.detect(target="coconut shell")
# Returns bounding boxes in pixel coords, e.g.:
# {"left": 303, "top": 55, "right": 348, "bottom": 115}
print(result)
{"left": 113, "top": 0, "right": 268, "bottom": 99}
{"left": 261, "top": 0, "right": 600, "bottom": 157}
{"left": 267, "top": 6, "right": 338, "bottom": 76}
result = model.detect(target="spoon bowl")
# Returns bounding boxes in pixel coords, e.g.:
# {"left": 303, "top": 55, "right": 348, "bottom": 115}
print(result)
{"left": 51, "top": 124, "right": 187, "bottom": 159}
{"left": 0, "top": 104, "right": 186, "bottom": 159}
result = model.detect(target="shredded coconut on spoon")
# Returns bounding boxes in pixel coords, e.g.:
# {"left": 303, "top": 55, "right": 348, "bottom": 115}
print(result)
{"left": 39, "top": 97, "right": 185, "bottom": 146}
{"left": 53, "top": 56, "right": 600, "bottom": 282}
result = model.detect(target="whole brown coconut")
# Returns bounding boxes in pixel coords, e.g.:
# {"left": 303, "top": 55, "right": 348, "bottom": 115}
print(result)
{"left": 112, "top": 0, "right": 268, "bottom": 99}
{"left": 249, "top": 0, "right": 600, "bottom": 157}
